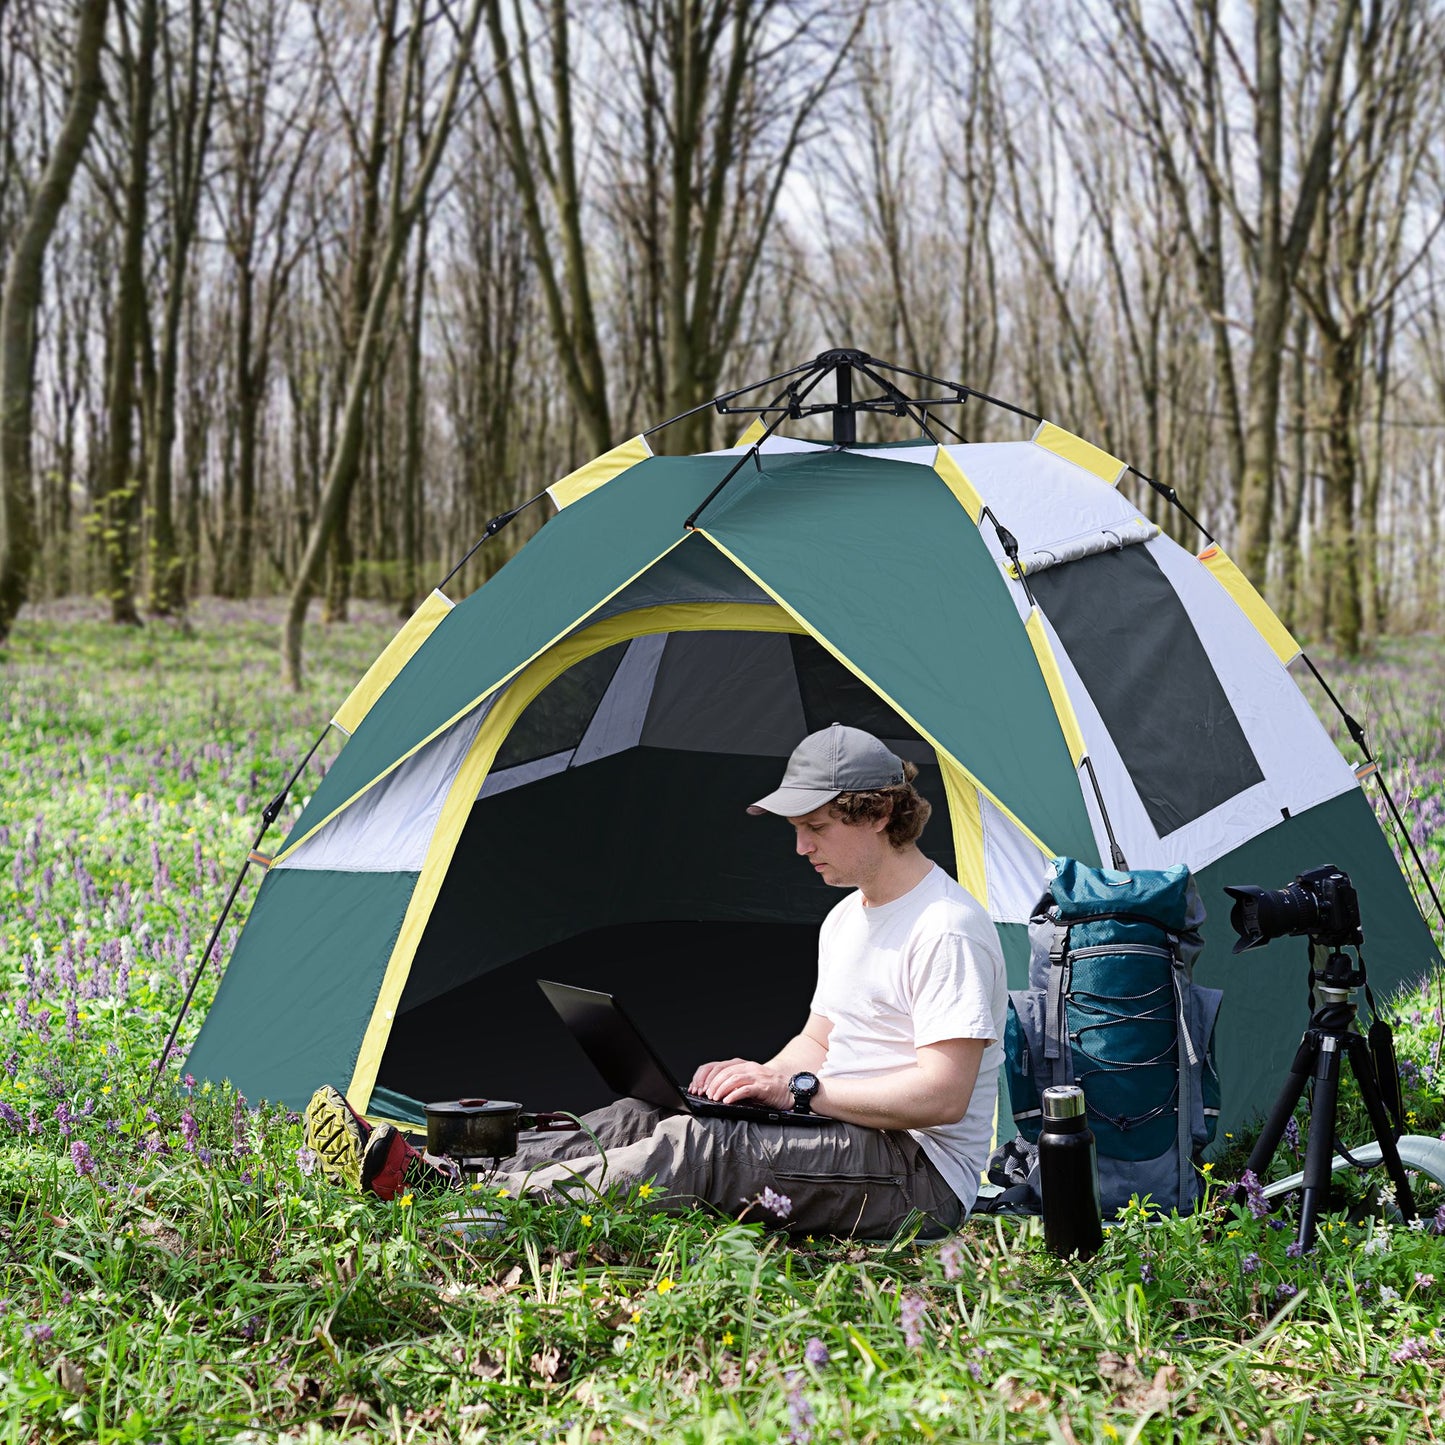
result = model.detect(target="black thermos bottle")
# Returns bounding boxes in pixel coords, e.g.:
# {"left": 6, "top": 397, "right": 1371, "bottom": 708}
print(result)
{"left": 1038, "top": 1084, "right": 1104, "bottom": 1260}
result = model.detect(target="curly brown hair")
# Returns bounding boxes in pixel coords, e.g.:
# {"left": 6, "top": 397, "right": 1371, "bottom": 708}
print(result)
{"left": 828, "top": 759, "right": 932, "bottom": 849}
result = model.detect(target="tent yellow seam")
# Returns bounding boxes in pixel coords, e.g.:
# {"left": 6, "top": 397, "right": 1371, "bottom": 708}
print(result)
{"left": 346, "top": 597, "right": 800, "bottom": 1109}
{"left": 1024, "top": 608, "right": 1088, "bottom": 768}
{"left": 547, "top": 435, "right": 653, "bottom": 510}
{"left": 271, "top": 535, "right": 695, "bottom": 865}
{"left": 332, "top": 589, "right": 455, "bottom": 736}
{"left": 932, "top": 446, "right": 985, "bottom": 524}
{"left": 696, "top": 530, "right": 1059, "bottom": 859}
{"left": 733, "top": 417, "right": 767, "bottom": 448}
{"left": 1197, "top": 545, "right": 1301, "bottom": 665}
{"left": 1031, "top": 420, "right": 1127, "bottom": 486}
{"left": 938, "top": 760, "right": 988, "bottom": 908}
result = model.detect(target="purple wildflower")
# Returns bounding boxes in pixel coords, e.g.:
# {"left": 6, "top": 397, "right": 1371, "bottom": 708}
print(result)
{"left": 1415, "top": 1273, "right": 1435, "bottom": 1290}
{"left": 1275, "top": 1282, "right": 1298, "bottom": 1300}
{"left": 1241, "top": 1252, "right": 1261, "bottom": 1276}
{"left": 295, "top": 1147, "right": 317, "bottom": 1176}
{"left": 1140, "top": 1259, "right": 1154, "bottom": 1283}
{"left": 0, "top": 1100, "right": 20, "bottom": 1131}
{"left": 1392, "top": 1336, "right": 1431, "bottom": 1365}
{"left": 938, "top": 1236, "right": 963, "bottom": 1281}
{"left": 1283, "top": 1115, "right": 1300, "bottom": 1152}
{"left": 1239, "top": 1169, "right": 1270, "bottom": 1220}
{"left": 783, "top": 1370, "right": 815, "bottom": 1445}
{"left": 968, "top": 1346, "right": 986, "bottom": 1382}
{"left": 803, "top": 1337, "right": 830, "bottom": 1368}
{"left": 1432, "top": 1204, "right": 1445, "bottom": 1235}
{"left": 70, "top": 1140, "right": 96, "bottom": 1176}
{"left": 758, "top": 1186, "right": 792, "bottom": 1219}
{"left": 179, "top": 1108, "right": 199, "bottom": 1153}
{"left": 24, "top": 1322, "right": 53, "bottom": 1344}
{"left": 54, "top": 1102, "right": 72, "bottom": 1138}
{"left": 1285, "top": 1240, "right": 1307, "bottom": 1258}
{"left": 899, "top": 1292, "right": 926, "bottom": 1348}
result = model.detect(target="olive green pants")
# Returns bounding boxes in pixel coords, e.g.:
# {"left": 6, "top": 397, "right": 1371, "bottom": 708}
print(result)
{"left": 490, "top": 1097, "right": 963, "bottom": 1238}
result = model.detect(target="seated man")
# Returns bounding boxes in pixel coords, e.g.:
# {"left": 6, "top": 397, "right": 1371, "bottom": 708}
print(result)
{"left": 307, "top": 724, "right": 1007, "bottom": 1236}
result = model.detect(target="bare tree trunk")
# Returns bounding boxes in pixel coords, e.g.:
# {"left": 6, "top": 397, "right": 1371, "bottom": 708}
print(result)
{"left": 0, "top": 0, "right": 108, "bottom": 644}
{"left": 97, "top": 0, "right": 158, "bottom": 627}
{"left": 282, "top": 0, "right": 483, "bottom": 688}
{"left": 399, "top": 212, "right": 427, "bottom": 616}
{"left": 148, "top": 0, "right": 224, "bottom": 616}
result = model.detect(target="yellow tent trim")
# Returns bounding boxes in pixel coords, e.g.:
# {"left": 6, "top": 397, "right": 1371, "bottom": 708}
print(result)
{"left": 1197, "top": 545, "right": 1300, "bottom": 665}
{"left": 932, "top": 447, "right": 984, "bottom": 524}
{"left": 347, "top": 599, "right": 802, "bottom": 1110}
{"left": 547, "top": 434, "right": 653, "bottom": 510}
{"left": 939, "top": 762, "right": 988, "bottom": 908}
{"left": 272, "top": 535, "right": 694, "bottom": 866}
{"left": 1032, "top": 421, "right": 1127, "bottom": 486}
{"left": 1025, "top": 607, "right": 1087, "bottom": 767}
{"left": 733, "top": 418, "right": 767, "bottom": 448}
{"left": 697, "top": 529, "right": 1059, "bottom": 860}
{"left": 332, "top": 590, "right": 454, "bottom": 736}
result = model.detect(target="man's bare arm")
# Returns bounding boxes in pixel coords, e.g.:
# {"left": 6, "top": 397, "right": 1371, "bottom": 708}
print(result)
{"left": 688, "top": 1013, "right": 832, "bottom": 1106}
{"left": 812, "top": 1038, "right": 986, "bottom": 1130}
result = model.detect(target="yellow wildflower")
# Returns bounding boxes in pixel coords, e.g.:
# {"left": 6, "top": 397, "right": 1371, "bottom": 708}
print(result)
{"left": 581, "top": 1214, "right": 593, "bottom": 1227}
{"left": 630, "top": 1310, "right": 642, "bottom": 1324}
{"left": 721, "top": 1331, "right": 735, "bottom": 1347}
{"left": 637, "top": 1182, "right": 655, "bottom": 1200}
{"left": 656, "top": 1277, "right": 674, "bottom": 1294}
{"left": 496, "top": 1188, "right": 511, "bottom": 1198}
{"left": 399, "top": 1193, "right": 414, "bottom": 1208}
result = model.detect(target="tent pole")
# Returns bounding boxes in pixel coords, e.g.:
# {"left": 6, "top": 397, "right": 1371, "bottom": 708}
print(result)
{"left": 683, "top": 362, "right": 832, "bottom": 530}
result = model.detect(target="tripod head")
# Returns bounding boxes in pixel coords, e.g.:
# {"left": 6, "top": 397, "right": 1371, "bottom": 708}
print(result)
{"left": 1310, "top": 937, "right": 1367, "bottom": 1002}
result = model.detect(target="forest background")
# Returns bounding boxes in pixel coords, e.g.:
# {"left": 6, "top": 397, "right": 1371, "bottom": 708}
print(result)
{"left": 2, "top": 0, "right": 1444, "bottom": 685}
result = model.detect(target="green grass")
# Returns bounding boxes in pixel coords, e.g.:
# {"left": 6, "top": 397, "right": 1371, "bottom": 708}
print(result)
{"left": 2, "top": 601, "right": 1444, "bottom": 1443}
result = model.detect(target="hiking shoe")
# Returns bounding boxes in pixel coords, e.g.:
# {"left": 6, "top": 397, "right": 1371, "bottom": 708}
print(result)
{"left": 360, "top": 1123, "right": 415, "bottom": 1201}
{"left": 305, "top": 1085, "right": 370, "bottom": 1191}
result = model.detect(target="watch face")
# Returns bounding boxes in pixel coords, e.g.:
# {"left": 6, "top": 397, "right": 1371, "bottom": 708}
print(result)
{"left": 791, "top": 1072, "right": 819, "bottom": 1094}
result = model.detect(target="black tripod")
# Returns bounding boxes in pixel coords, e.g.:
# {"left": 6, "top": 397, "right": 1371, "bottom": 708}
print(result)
{"left": 1242, "top": 941, "right": 1416, "bottom": 1251}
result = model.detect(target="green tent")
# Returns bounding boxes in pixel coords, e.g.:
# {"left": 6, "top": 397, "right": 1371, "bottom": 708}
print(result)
{"left": 185, "top": 359, "right": 1441, "bottom": 1147}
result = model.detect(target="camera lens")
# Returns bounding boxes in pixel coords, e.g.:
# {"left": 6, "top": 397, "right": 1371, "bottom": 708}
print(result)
{"left": 1224, "top": 881, "right": 1320, "bottom": 952}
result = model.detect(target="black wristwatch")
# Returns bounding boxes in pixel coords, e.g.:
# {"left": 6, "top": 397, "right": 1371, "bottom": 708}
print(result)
{"left": 788, "top": 1071, "right": 820, "bottom": 1114}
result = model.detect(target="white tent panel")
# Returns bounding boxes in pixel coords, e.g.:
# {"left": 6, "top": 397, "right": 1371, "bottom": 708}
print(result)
{"left": 279, "top": 700, "right": 493, "bottom": 873}
{"left": 980, "top": 791, "right": 1053, "bottom": 924}
{"left": 937, "top": 442, "right": 1150, "bottom": 564}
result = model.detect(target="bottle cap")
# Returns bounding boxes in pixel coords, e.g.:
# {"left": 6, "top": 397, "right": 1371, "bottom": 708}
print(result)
{"left": 1041, "top": 1085, "right": 1086, "bottom": 1120}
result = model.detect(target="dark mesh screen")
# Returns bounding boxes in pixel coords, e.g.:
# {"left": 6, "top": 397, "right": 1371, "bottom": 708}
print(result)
{"left": 1029, "top": 545, "right": 1264, "bottom": 837}
{"left": 492, "top": 640, "right": 629, "bottom": 771}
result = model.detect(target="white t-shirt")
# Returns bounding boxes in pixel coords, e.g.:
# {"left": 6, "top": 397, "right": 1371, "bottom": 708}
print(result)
{"left": 809, "top": 862, "right": 1007, "bottom": 1213}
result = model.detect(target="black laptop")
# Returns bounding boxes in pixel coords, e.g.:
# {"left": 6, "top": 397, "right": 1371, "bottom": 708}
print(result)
{"left": 537, "top": 980, "right": 828, "bottom": 1127}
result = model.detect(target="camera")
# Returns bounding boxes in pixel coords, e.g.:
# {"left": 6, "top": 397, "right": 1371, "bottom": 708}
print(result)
{"left": 1223, "top": 864, "right": 1362, "bottom": 954}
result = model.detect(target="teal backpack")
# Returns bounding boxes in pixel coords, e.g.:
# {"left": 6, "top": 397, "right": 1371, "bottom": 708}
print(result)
{"left": 999, "top": 858, "right": 1223, "bottom": 1217}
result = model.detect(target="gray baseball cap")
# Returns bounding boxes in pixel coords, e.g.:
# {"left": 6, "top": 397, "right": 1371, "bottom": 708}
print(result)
{"left": 747, "top": 723, "right": 906, "bottom": 817}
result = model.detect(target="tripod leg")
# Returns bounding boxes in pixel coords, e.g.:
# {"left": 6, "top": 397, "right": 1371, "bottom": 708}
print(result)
{"left": 1343, "top": 1033, "right": 1418, "bottom": 1223}
{"left": 1244, "top": 1036, "right": 1314, "bottom": 1183}
{"left": 1296, "top": 1037, "right": 1342, "bottom": 1252}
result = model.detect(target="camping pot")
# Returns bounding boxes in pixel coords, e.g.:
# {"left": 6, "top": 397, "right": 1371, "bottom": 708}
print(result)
{"left": 424, "top": 1098, "right": 577, "bottom": 1161}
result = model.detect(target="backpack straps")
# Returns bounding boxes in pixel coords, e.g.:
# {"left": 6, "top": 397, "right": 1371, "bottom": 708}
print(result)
{"left": 1044, "top": 920, "right": 1071, "bottom": 1087}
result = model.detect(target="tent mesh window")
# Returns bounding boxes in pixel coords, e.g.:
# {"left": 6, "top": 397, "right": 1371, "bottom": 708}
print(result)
{"left": 376, "top": 629, "right": 955, "bottom": 1113}
{"left": 1029, "top": 545, "right": 1265, "bottom": 837}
